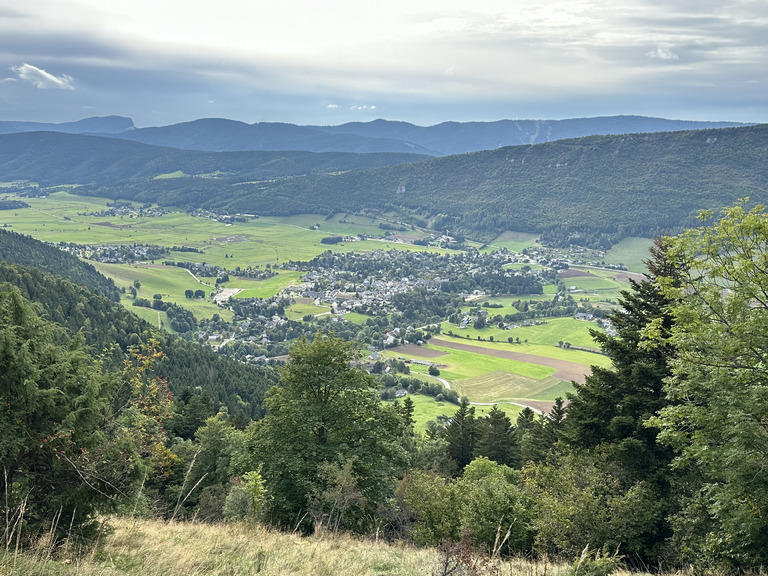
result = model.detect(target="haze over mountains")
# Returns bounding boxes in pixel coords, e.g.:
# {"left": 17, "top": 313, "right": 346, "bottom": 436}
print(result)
{"left": 0, "top": 115, "right": 749, "bottom": 156}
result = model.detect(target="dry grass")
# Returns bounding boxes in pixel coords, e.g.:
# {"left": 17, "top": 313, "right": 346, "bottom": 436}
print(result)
{"left": 1, "top": 516, "right": 661, "bottom": 576}
{"left": 3, "top": 516, "right": 438, "bottom": 576}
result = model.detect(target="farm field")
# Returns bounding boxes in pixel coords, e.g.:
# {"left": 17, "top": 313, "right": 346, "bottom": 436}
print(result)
{"left": 2, "top": 191, "right": 621, "bottom": 414}
{"left": 443, "top": 316, "right": 609, "bottom": 349}
{"left": 383, "top": 327, "right": 605, "bottom": 414}
{"left": 604, "top": 236, "right": 655, "bottom": 273}
{"left": 1, "top": 192, "right": 450, "bottom": 270}
{"left": 487, "top": 230, "right": 540, "bottom": 252}
{"left": 91, "top": 261, "right": 233, "bottom": 322}
{"left": 230, "top": 271, "right": 304, "bottom": 299}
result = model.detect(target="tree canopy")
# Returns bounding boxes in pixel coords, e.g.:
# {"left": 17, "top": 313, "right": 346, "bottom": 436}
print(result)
{"left": 649, "top": 202, "right": 768, "bottom": 569}
{"left": 250, "top": 333, "right": 406, "bottom": 532}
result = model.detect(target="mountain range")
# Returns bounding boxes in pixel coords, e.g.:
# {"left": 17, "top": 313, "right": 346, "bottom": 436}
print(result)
{"left": 0, "top": 115, "right": 748, "bottom": 156}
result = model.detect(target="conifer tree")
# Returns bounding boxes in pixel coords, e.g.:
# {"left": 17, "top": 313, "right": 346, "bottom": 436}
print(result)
{"left": 445, "top": 398, "right": 477, "bottom": 471}
{"left": 475, "top": 405, "right": 519, "bottom": 468}
{"left": 0, "top": 285, "right": 141, "bottom": 542}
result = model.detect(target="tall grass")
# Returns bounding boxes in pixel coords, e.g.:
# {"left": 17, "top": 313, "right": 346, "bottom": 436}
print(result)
{"left": 0, "top": 515, "right": 592, "bottom": 576}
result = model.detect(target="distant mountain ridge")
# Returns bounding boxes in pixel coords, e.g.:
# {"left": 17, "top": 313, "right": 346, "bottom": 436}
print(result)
{"left": 0, "top": 115, "right": 134, "bottom": 135}
{"left": 113, "top": 118, "right": 435, "bottom": 155}
{"left": 0, "top": 115, "right": 748, "bottom": 155}
{"left": 311, "top": 116, "right": 750, "bottom": 155}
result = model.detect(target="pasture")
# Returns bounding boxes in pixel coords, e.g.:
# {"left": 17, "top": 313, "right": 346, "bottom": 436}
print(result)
{"left": 3, "top": 191, "right": 613, "bottom": 413}
{"left": 487, "top": 230, "right": 540, "bottom": 252}
{"left": 443, "top": 316, "right": 607, "bottom": 349}
{"left": 604, "top": 236, "right": 654, "bottom": 273}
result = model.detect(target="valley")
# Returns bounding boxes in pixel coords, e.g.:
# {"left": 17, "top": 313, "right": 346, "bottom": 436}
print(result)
{"left": 1, "top": 189, "right": 645, "bottom": 422}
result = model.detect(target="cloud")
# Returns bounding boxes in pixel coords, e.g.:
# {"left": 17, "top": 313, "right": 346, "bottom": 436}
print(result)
{"left": 351, "top": 105, "right": 376, "bottom": 111}
{"left": 646, "top": 47, "right": 680, "bottom": 60}
{"left": 326, "top": 104, "right": 340, "bottom": 108}
{"left": 12, "top": 63, "right": 75, "bottom": 90}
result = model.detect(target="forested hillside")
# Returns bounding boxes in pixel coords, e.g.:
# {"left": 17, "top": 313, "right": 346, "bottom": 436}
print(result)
{"left": 80, "top": 124, "right": 768, "bottom": 244}
{"left": 0, "top": 131, "right": 429, "bottom": 185}
{"left": 4, "top": 125, "right": 767, "bottom": 245}
{"left": 0, "top": 229, "right": 121, "bottom": 300}
{"left": 0, "top": 230, "right": 278, "bottom": 417}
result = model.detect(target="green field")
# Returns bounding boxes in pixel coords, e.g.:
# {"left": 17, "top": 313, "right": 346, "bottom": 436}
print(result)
{"left": 604, "top": 236, "right": 654, "bottom": 273}
{"left": 284, "top": 301, "right": 331, "bottom": 320}
{"left": 91, "top": 261, "right": 233, "bottom": 322}
{"left": 443, "top": 316, "right": 606, "bottom": 349}
{"left": 3, "top": 192, "right": 451, "bottom": 270}
{"left": 4, "top": 191, "right": 610, "bottom": 413}
{"left": 230, "top": 271, "right": 304, "bottom": 299}
{"left": 487, "top": 230, "right": 540, "bottom": 252}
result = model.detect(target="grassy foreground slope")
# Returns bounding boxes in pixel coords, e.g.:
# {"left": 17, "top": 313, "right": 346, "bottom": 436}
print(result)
{"left": 1, "top": 516, "right": 579, "bottom": 576}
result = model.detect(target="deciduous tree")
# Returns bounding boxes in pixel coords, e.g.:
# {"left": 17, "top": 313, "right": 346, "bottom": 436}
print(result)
{"left": 250, "top": 333, "right": 405, "bottom": 532}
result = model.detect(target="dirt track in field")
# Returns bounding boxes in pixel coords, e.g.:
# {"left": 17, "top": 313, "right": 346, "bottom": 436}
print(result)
{"left": 394, "top": 343, "right": 449, "bottom": 358}
{"left": 429, "top": 338, "right": 592, "bottom": 383}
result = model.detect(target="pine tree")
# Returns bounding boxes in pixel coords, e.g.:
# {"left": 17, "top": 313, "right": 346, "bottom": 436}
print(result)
{"left": 445, "top": 398, "right": 477, "bottom": 471}
{"left": 563, "top": 238, "right": 677, "bottom": 477}
{"left": 0, "top": 285, "right": 141, "bottom": 542}
{"left": 475, "top": 406, "right": 519, "bottom": 467}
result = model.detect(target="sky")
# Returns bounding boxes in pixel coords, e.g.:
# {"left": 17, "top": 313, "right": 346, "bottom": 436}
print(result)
{"left": 1, "top": 0, "right": 767, "bottom": 127}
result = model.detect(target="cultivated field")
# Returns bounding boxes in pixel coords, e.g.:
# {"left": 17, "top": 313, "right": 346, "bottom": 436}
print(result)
{"left": 1, "top": 191, "right": 644, "bottom": 414}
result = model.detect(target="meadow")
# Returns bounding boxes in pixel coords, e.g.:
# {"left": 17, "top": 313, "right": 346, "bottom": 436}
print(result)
{"left": 604, "top": 236, "right": 654, "bottom": 272}
{"left": 2, "top": 191, "right": 637, "bottom": 414}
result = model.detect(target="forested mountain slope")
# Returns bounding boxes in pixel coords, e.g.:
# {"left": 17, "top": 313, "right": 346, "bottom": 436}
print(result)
{"left": 3, "top": 125, "right": 767, "bottom": 244}
{"left": 0, "top": 239, "right": 278, "bottom": 417}
{"left": 0, "top": 131, "right": 430, "bottom": 185}
{"left": 79, "top": 124, "right": 768, "bottom": 243}
{"left": 0, "top": 229, "right": 121, "bottom": 300}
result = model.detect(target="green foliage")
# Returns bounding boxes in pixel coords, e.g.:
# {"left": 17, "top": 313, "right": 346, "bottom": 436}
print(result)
{"left": 445, "top": 398, "right": 478, "bottom": 471}
{"left": 0, "top": 284, "right": 142, "bottom": 542}
{"left": 400, "top": 471, "right": 461, "bottom": 546}
{"left": 458, "top": 458, "right": 533, "bottom": 556}
{"left": 566, "top": 546, "right": 622, "bottom": 576}
{"left": 0, "top": 229, "right": 120, "bottom": 301}
{"left": 475, "top": 406, "right": 519, "bottom": 468}
{"left": 251, "top": 333, "right": 406, "bottom": 532}
{"left": 650, "top": 202, "right": 768, "bottom": 569}
{"left": 520, "top": 451, "right": 663, "bottom": 561}
{"left": 401, "top": 458, "right": 532, "bottom": 556}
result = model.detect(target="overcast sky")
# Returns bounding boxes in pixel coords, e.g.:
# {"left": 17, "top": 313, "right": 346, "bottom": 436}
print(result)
{"left": 1, "top": 0, "right": 766, "bottom": 127}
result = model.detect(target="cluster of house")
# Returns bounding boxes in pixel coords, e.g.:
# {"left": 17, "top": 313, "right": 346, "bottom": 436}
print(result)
{"left": 55, "top": 242, "right": 169, "bottom": 264}
{"left": 291, "top": 272, "right": 441, "bottom": 320}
